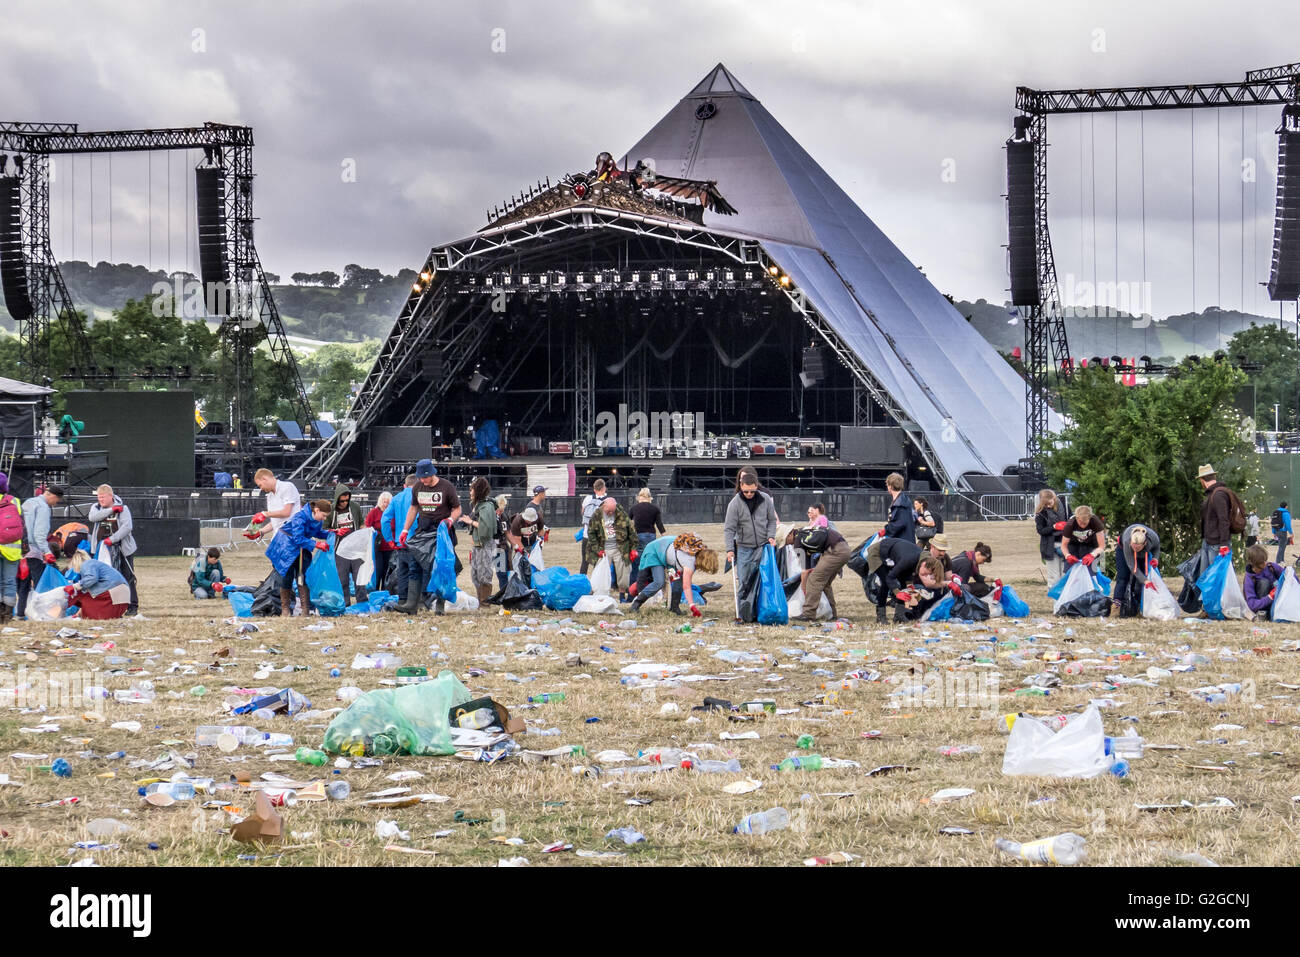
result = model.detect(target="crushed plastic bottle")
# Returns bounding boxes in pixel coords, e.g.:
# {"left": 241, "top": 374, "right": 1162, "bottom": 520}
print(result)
{"left": 605, "top": 826, "right": 647, "bottom": 845}
{"left": 734, "top": 807, "right": 790, "bottom": 835}
{"left": 995, "top": 832, "right": 1087, "bottom": 865}
{"left": 776, "top": 755, "right": 824, "bottom": 772}
{"left": 693, "top": 758, "right": 742, "bottom": 773}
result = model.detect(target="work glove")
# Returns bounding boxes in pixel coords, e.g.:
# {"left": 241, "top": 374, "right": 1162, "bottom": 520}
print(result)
{"left": 994, "top": 578, "right": 1003, "bottom": 588}
{"left": 543, "top": 530, "right": 550, "bottom": 543}
{"left": 63, "top": 585, "right": 76, "bottom": 597}
{"left": 223, "top": 577, "right": 231, "bottom": 584}
{"left": 111, "top": 505, "right": 123, "bottom": 514}
{"left": 1065, "top": 555, "right": 1078, "bottom": 565}
{"left": 1149, "top": 558, "right": 1158, "bottom": 568}
{"left": 1218, "top": 545, "right": 1230, "bottom": 557}
{"left": 443, "top": 517, "right": 454, "bottom": 527}
{"left": 689, "top": 604, "right": 702, "bottom": 618}
{"left": 1144, "top": 581, "right": 1156, "bottom": 591}
{"left": 948, "top": 578, "right": 962, "bottom": 597}
{"left": 1053, "top": 521, "right": 1066, "bottom": 532}
{"left": 213, "top": 582, "right": 224, "bottom": 594}
{"left": 315, "top": 540, "right": 329, "bottom": 552}
{"left": 398, "top": 531, "right": 408, "bottom": 548}
{"left": 627, "top": 582, "right": 638, "bottom": 597}
{"left": 17, "top": 559, "right": 28, "bottom": 581}
{"left": 629, "top": 549, "right": 639, "bottom": 562}
{"left": 252, "top": 512, "right": 267, "bottom": 524}
{"left": 1269, "top": 587, "right": 1276, "bottom": 600}
{"left": 1081, "top": 554, "right": 1094, "bottom": 567}
{"left": 43, "top": 552, "right": 56, "bottom": 565}
{"left": 894, "top": 590, "right": 913, "bottom": 602}
{"left": 336, "top": 526, "right": 350, "bottom": 537}
{"left": 598, "top": 550, "right": 605, "bottom": 558}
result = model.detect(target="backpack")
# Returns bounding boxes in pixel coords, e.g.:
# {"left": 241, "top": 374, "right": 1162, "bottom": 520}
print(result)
{"left": 795, "top": 527, "right": 829, "bottom": 552}
{"left": 1219, "top": 487, "right": 1247, "bottom": 536}
{"left": 0, "top": 495, "right": 22, "bottom": 545}
{"left": 1271, "top": 508, "right": 1285, "bottom": 531}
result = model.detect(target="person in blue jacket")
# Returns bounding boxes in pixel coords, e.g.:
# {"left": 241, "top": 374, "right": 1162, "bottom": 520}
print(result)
{"left": 883, "top": 472, "right": 915, "bottom": 543}
{"left": 382, "top": 474, "right": 416, "bottom": 596}
{"left": 1271, "top": 501, "right": 1292, "bottom": 564}
{"left": 266, "top": 499, "right": 332, "bottom": 616}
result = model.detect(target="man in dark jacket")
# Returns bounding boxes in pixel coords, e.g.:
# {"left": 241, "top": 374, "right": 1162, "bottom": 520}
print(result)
{"left": 883, "top": 472, "right": 914, "bottom": 542}
{"left": 1197, "top": 463, "right": 1235, "bottom": 572}
{"left": 865, "top": 536, "right": 925, "bottom": 623}
{"left": 327, "top": 483, "right": 367, "bottom": 606}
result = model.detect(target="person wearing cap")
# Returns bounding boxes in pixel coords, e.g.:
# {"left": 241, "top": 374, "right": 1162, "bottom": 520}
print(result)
{"left": 790, "top": 522, "right": 851, "bottom": 621}
{"left": 583, "top": 496, "right": 637, "bottom": 601}
{"left": 925, "top": 533, "right": 954, "bottom": 575}
{"left": 508, "top": 504, "right": 547, "bottom": 554}
{"left": 17, "top": 483, "right": 64, "bottom": 621}
{"left": 396, "top": 459, "right": 462, "bottom": 615}
{"left": 1112, "top": 523, "right": 1160, "bottom": 617}
{"left": 1197, "top": 464, "right": 1237, "bottom": 571}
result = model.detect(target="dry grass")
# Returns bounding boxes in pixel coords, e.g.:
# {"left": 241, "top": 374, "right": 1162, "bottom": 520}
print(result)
{"left": 1, "top": 519, "right": 1298, "bottom": 867}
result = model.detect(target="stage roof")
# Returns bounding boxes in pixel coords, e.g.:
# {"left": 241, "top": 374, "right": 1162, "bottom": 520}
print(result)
{"left": 619, "top": 63, "right": 1053, "bottom": 479}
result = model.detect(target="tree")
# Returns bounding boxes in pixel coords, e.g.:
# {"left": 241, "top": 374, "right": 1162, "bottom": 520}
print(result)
{"left": 1225, "top": 324, "right": 1300, "bottom": 430}
{"left": 1042, "top": 358, "right": 1261, "bottom": 560}
{"left": 291, "top": 272, "right": 311, "bottom": 285}
{"left": 318, "top": 270, "right": 340, "bottom": 288}
{"left": 263, "top": 272, "right": 280, "bottom": 284}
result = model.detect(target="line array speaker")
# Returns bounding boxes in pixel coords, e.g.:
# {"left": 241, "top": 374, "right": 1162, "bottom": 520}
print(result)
{"left": 1006, "top": 138, "right": 1039, "bottom": 307}
{"left": 0, "top": 176, "right": 33, "bottom": 323}
{"left": 1268, "top": 129, "right": 1300, "bottom": 302}
{"left": 195, "top": 167, "right": 230, "bottom": 315}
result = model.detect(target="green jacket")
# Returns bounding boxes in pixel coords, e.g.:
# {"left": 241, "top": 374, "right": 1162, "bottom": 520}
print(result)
{"left": 584, "top": 504, "right": 636, "bottom": 565}
{"left": 470, "top": 500, "right": 497, "bottom": 547}
{"left": 327, "top": 483, "right": 365, "bottom": 534}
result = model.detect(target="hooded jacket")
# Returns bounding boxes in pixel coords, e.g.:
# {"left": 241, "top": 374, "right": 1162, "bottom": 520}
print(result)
{"left": 584, "top": 504, "right": 637, "bottom": 566}
{"left": 88, "top": 495, "right": 137, "bottom": 557}
{"left": 724, "top": 490, "right": 778, "bottom": 554}
{"left": 266, "top": 505, "right": 327, "bottom": 576}
{"left": 327, "top": 483, "right": 365, "bottom": 536}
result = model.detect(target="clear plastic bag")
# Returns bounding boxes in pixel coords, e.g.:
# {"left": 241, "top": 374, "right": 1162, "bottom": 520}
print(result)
{"left": 322, "top": 670, "right": 474, "bottom": 757}
{"left": 335, "top": 527, "right": 376, "bottom": 593}
{"left": 1272, "top": 566, "right": 1300, "bottom": 622}
{"left": 1140, "top": 568, "right": 1180, "bottom": 621}
{"left": 1196, "top": 550, "right": 1250, "bottom": 620}
{"left": 787, "top": 587, "right": 832, "bottom": 620}
{"left": 1002, "top": 706, "right": 1110, "bottom": 779}
{"left": 574, "top": 594, "right": 619, "bottom": 614}
{"left": 529, "top": 542, "right": 545, "bottom": 571}
{"left": 1052, "top": 563, "right": 1100, "bottom": 614}
{"left": 588, "top": 555, "right": 612, "bottom": 598}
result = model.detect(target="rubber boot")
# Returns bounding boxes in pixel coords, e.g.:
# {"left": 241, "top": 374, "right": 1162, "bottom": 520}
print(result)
{"left": 301, "top": 585, "right": 313, "bottom": 616}
{"left": 668, "top": 583, "right": 683, "bottom": 615}
{"left": 396, "top": 579, "right": 422, "bottom": 615}
{"left": 629, "top": 595, "right": 646, "bottom": 613}
{"left": 875, "top": 604, "right": 887, "bottom": 624}
{"left": 477, "top": 584, "right": 493, "bottom": 606}
{"left": 280, "top": 588, "right": 294, "bottom": 617}
{"left": 435, "top": 598, "right": 445, "bottom": 616}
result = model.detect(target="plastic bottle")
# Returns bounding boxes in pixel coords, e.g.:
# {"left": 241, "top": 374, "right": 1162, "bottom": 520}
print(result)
{"left": 528, "top": 692, "right": 565, "bottom": 704}
{"left": 642, "top": 748, "right": 693, "bottom": 766}
{"left": 83, "top": 686, "right": 111, "bottom": 701}
{"left": 1109, "top": 759, "right": 1130, "bottom": 778}
{"left": 501, "top": 626, "right": 522, "bottom": 634}
{"left": 734, "top": 807, "right": 791, "bottom": 835}
{"left": 327, "top": 781, "right": 351, "bottom": 800}
{"left": 295, "top": 747, "right": 328, "bottom": 766}
{"left": 777, "top": 755, "right": 824, "bottom": 772}
{"left": 264, "top": 732, "right": 294, "bottom": 748}
{"left": 995, "top": 833, "right": 1087, "bottom": 865}
{"left": 39, "top": 758, "right": 72, "bottom": 778}
{"left": 142, "top": 781, "right": 196, "bottom": 800}
{"left": 694, "top": 758, "right": 743, "bottom": 773}
{"left": 797, "top": 734, "right": 815, "bottom": 750}
{"left": 456, "top": 708, "right": 499, "bottom": 730}
{"left": 1109, "top": 728, "right": 1146, "bottom": 759}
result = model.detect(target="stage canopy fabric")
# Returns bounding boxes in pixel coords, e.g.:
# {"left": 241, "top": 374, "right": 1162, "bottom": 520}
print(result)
{"left": 620, "top": 63, "right": 1053, "bottom": 479}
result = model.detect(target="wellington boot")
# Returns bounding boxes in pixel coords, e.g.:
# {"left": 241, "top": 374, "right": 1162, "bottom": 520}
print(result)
{"left": 280, "top": 588, "right": 294, "bottom": 617}
{"left": 396, "top": 579, "right": 423, "bottom": 615}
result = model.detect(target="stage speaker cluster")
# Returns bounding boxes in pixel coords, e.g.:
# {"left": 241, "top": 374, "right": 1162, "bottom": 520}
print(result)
{"left": 1269, "top": 129, "right": 1300, "bottom": 302}
{"left": 0, "top": 176, "right": 33, "bottom": 323}
{"left": 1006, "top": 138, "right": 1039, "bottom": 307}
{"left": 195, "top": 168, "right": 230, "bottom": 315}
{"left": 800, "top": 346, "right": 826, "bottom": 388}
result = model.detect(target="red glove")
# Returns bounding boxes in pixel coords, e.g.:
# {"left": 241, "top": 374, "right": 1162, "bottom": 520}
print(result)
{"left": 398, "top": 531, "right": 408, "bottom": 548}
{"left": 627, "top": 582, "right": 638, "bottom": 597}
{"left": 994, "top": 578, "right": 1003, "bottom": 588}
{"left": 630, "top": 549, "right": 639, "bottom": 562}
{"left": 213, "top": 582, "right": 224, "bottom": 594}
{"left": 1066, "top": 555, "right": 1078, "bottom": 565}
{"left": 878, "top": 529, "right": 887, "bottom": 539}
{"left": 443, "top": 517, "right": 454, "bottom": 527}
{"left": 1269, "top": 587, "right": 1276, "bottom": 600}
{"left": 1218, "top": 546, "right": 1230, "bottom": 557}
{"left": 543, "top": 530, "right": 550, "bottom": 543}
{"left": 43, "top": 553, "right": 56, "bottom": 565}
{"left": 690, "top": 604, "right": 702, "bottom": 618}
{"left": 223, "top": 577, "right": 231, "bottom": 584}
{"left": 252, "top": 512, "right": 267, "bottom": 524}
{"left": 111, "top": 505, "right": 123, "bottom": 514}
{"left": 63, "top": 585, "right": 76, "bottom": 597}
{"left": 948, "top": 578, "right": 962, "bottom": 597}
{"left": 336, "top": 526, "right": 350, "bottom": 537}
{"left": 1149, "top": 558, "right": 1158, "bottom": 568}
{"left": 315, "top": 540, "right": 329, "bottom": 551}
{"left": 1081, "top": 554, "right": 1094, "bottom": 567}
{"left": 894, "top": 590, "right": 913, "bottom": 602}
{"left": 598, "top": 550, "right": 605, "bottom": 558}
{"left": 1053, "top": 521, "right": 1066, "bottom": 532}
{"left": 515, "top": 546, "right": 526, "bottom": 556}
{"left": 1144, "top": 581, "right": 1156, "bottom": 591}
{"left": 17, "top": 559, "right": 28, "bottom": 581}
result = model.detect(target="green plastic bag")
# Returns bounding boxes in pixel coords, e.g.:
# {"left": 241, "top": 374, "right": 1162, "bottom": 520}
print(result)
{"left": 322, "top": 670, "right": 474, "bottom": 757}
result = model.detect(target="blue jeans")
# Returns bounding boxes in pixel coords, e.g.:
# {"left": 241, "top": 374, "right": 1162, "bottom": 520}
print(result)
{"left": 0, "top": 556, "right": 18, "bottom": 608}
{"left": 634, "top": 563, "right": 682, "bottom": 607}
{"left": 632, "top": 532, "right": 655, "bottom": 580}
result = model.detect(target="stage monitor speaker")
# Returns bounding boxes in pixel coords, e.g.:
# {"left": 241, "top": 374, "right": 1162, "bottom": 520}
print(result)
{"left": 0, "top": 176, "right": 33, "bottom": 323}
{"left": 838, "top": 426, "right": 906, "bottom": 465}
{"left": 195, "top": 168, "right": 230, "bottom": 315}
{"left": 65, "top": 390, "right": 195, "bottom": 487}
{"left": 1006, "top": 138, "right": 1039, "bottom": 306}
{"left": 801, "top": 346, "right": 826, "bottom": 384}
{"left": 370, "top": 426, "right": 432, "bottom": 464}
{"left": 1268, "top": 129, "right": 1300, "bottom": 301}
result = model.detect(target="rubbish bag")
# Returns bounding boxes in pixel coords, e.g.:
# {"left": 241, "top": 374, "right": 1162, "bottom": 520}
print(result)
{"left": 335, "top": 527, "right": 377, "bottom": 595}
{"left": 529, "top": 541, "right": 545, "bottom": 572}
{"left": 1094, "top": 571, "right": 1112, "bottom": 596}
{"left": 1195, "top": 549, "right": 1250, "bottom": 620}
{"left": 1052, "top": 563, "right": 1100, "bottom": 614}
{"left": 924, "top": 593, "right": 956, "bottom": 621}
{"left": 368, "top": 590, "right": 397, "bottom": 613}
{"left": 846, "top": 532, "right": 882, "bottom": 577}
{"left": 1141, "top": 568, "right": 1180, "bottom": 621}
{"left": 1002, "top": 706, "right": 1111, "bottom": 779}
{"left": 227, "top": 590, "right": 254, "bottom": 618}
{"left": 737, "top": 560, "right": 761, "bottom": 623}
{"left": 950, "top": 588, "right": 990, "bottom": 621}
{"left": 756, "top": 544, "right": 788, "bottom": 625}
{"left": 1272, "top": 567, "right": 1300, "bottom": 622}
{"left": 448, "top": 590, "right": 479, "bottom": 612}
{"left": 533, "top": 567, "right": 591, "bottom": 611}
{"left": 588, "top": 555, "right": 612, "bottom": 598}
{"left": 29, "top": 586, "right": 71, "bottom": 621}
{"left": 250, "top": 570, "right": 284, "bottom": 616}
{"left": 787, "top": 587, "right": 832, "bottom": 620}
{"left": 1057, "top": 591, "right": 1111, "bottom": 617}
{"left": 999, "top": 584, "right": 1030, "bottom": 618}
{"left": 485, "top": 550, "right": 542, "bottom": 610}
{"left": 1176, "top": 553, "right": 1205, "bottom": 614}
{"left": 574, "top": 594, "right": 619, "bottom": 614}
{"left": 305, "top": 547, "right": 346, "bottom": 616}
{"left": 322, "top": 670, "right": 475, "bottom": 757}
{"left": 37, "top": 564, "right": 68, "bottom": 593}
{"left": 426, "top": 522, "right": 458, "bottom": 603}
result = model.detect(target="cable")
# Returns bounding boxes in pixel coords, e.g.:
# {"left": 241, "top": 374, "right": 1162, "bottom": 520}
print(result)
{"left": 1240, "top": 108, "right": 1246, "bottom": 312}
{"left": 1140, "top": 111, "right": 1148, "bottom": 355}
{"left": 167, "top": 152, "right": 172, "bottom": 272}
{"left": 148, "top": 152, "right": 152, "bottom": 267}
{"left": 1216, "top": 110, "right": 1221, "bottom": 345}
{"left": 108, "top": 153, "right": 113, "bottom": 263}
{"left": 90, "top": 154, "right": 94, "bottom": 264}
{"left": 1090, "top": 114, "right": 1098, "bottom": 317}
{"left": 1191, "top": 111, "right": 1196, "bottom": 337}
{"left": 1114, "top": 113, "right": 1119, "bottom": 352}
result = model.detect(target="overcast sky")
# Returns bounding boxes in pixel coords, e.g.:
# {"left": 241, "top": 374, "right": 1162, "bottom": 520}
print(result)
{"left": 3, "top": 0, "right": 1296, "bottom": 318}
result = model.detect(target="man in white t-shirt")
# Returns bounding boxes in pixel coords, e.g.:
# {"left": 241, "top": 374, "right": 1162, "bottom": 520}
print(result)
{"left": 253, "top": 468, "right": 301, "bottom": 538}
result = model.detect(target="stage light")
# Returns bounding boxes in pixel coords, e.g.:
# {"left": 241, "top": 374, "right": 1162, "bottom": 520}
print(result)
{"left": 668, "top": 271, "right": 677, "bottom": 282}
{"left": 632, "top": 272, "right": 640, "bottom": 282}
{"left": 779, "top": 275, "right": 791, "bottom": 287}
{"left": 411, "top": 283, "right": 421, "bottom": 292}
{"left": 420, "top": 271, "right": 431, "bottom": 282}
{"left": 768, "top": 265, "right": 779, "bottom": 276}
{"left": 575, "top": 273, "right": 583, "bottom": 283}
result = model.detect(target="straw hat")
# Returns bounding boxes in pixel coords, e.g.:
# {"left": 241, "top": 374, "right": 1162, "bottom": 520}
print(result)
{"left": 928, "top": 533, "right": 951, "bottom": 553}
{"left": 1197, "top": 464, "right": 1216, "bottom": 480}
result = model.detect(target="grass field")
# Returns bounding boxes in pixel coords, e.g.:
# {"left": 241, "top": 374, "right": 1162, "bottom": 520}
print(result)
{"left": 1, "top": 519, "right": 1297, "bottom": 867}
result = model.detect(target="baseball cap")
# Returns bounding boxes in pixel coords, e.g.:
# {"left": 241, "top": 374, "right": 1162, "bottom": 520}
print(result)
{"left": 416, "top": 458, "right": 437, "bottom": 478}
{"left": 532, "top": 484, "right": 547, "bottom": 494}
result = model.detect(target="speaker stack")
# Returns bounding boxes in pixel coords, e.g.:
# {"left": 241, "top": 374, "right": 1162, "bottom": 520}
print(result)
{"left": 0, "top": 176, "right": 33, "bottom": 323}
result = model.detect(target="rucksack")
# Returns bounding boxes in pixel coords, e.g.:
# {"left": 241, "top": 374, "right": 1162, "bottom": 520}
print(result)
{"left": 1271, "top": 508, "right": 1285, "bottom": 531}
{"left": 0, "top": 495, "right": 23, "bottom": 545}
{"left": 1219, "top": 487, "right": 1247, "bottom": 536}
